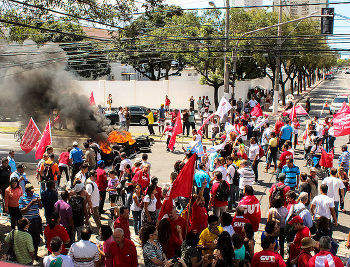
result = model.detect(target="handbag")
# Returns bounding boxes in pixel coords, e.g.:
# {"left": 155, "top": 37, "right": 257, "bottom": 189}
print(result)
{"left": 6, "top": 230, "right": 16, "bottom": 262}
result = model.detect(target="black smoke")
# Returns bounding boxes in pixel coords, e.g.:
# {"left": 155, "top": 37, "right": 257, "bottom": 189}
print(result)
{"left": 0, "top": 40, "right": 110, "bottom": 141}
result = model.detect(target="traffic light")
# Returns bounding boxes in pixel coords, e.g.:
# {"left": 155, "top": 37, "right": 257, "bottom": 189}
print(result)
{"left": 321, "top": 8, "right": 334, "bottom": 35}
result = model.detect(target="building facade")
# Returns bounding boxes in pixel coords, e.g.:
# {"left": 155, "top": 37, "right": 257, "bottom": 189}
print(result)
{"left": 273, "top": 0, "right": 329, "bottom": 17}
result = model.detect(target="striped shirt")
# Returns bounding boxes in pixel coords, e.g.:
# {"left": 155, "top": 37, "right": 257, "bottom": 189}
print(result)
{"left": 19, "top": 193, "right": 40, "bottom": 219}
{"left": 339, "top": 151, "right": 350, "bottom": 170}
{"left": 282, "top": 165, "right": 300, "bottom": 188}
{"left": 238, "top": 167, "right": 255, "bottom": 189}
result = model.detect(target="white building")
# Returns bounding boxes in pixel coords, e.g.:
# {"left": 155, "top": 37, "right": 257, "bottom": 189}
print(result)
{"left": 243, "top": 0, "right": 263, "bottom": 7}
{"left": 273, "top": 0, "right": 329, "bottom": 17}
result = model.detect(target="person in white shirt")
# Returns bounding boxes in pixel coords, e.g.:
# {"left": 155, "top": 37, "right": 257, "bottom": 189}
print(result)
{"left": 226, "top": 156, "right": 238, "bottom": 210}
{"left": 119, "top": 152, "right": 132, "bottom": 177}
{"left": 118, "top": 107, "right": 126, "bottom": 128}
{"left": 248, "top": 137, "right": 260, "bottom": 182}
{"left": 44, "top": 237, "right": 74, "bottom": 267}
{"left": 214, "top": 157, "right": 229, "bottom": 184}
{"left": 286, "top": 192, "right": 313, "bottom": 229}
{"left": 221, "top": 212, "right": 235, "bottom": 237}
{"left": 248, "top": 98, "right": 258, "bottom": 108}
{"left": 238, "top": 160, "right": 255, "bottom": 194}
{"left": 85, "top": 171, "right": 101, "bottom": 229}
{"left": 68, "top": 227, "right": 99, "bottom": 267}
{"left": 310, "top": 184, "right": 337, "bottom": 226}
{"left": 74, "top": 163, "right": 89, "bottom": 185}
{"left": 321, "top": 168, "right": 345, "bottom": 218}
{"left": 261, "top": 123, "right": 271, "bottom": 152}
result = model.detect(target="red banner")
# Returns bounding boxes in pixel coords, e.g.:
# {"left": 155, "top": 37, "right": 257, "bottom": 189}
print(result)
{"left": 319, "top": 148, "right": 334, "bottom": 168}
{"left": 333, "top": 102, "right": 350, "bottom": 119}
{"left": 333, "top": 113, "right": 350, "bottom": 137}
{"left": 20, "top": 118, "right": 41, "bottom": 154}
{"left": 35, "top": 119, "right": 52, "bottom": 160}
{"left": 283, "top": 104, "right": 308, "bottom": 118}
{"left": 198, "top": 113, "right": 215, "bottom": 136}
{"left": 168, "top": 112, "right": 182, "bottom": 151}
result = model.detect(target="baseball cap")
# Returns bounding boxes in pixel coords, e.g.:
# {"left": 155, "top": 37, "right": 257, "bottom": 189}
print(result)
{"left": 288, "top": 215, "right": 303, "bottom": 225}
{"left": 97, "top": 160, "right": 104, "bottom": 166}
{"left": 301, "top": 237, "right": 316, "bottom": 249}
{"left": 25, "top": 183, "right": 34, "bottom": 191}
{"left": 73, "top": 141, "right": 78, "bottom": 146}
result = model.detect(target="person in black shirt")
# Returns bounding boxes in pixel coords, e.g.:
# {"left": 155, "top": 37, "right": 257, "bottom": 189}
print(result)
{"left": 0, "top": 157, "right": 11, "bottom": 198}
{"left": 41, "top": 180, "right": 58, "bottom": 222}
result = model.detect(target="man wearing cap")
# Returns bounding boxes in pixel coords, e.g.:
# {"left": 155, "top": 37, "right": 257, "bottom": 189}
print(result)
{"left": 297, "top": 237, "right": 316, "bottom": 267}
{"left": 308, "top": 236, "right": 343, "bottom": 267}
{"left": 69, "top": 142, "right": 84, "bottom": 181}
{"left": 19, "top": 183, "right": 42, "bottom": 259}
{"left": 96, "top": 160, "right": 108, "bottom": 214}
{"left": 288, "top": 215, "right": 311, "bottom": 263}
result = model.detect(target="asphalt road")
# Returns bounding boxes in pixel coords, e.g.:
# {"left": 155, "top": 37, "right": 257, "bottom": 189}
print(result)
{"left": 1, "top": 73, "right": 350, "bottom": 263}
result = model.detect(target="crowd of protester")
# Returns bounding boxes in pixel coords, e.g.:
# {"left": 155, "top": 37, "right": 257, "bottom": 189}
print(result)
{"left": 1, "top": 94, "right": 350, "bottom": 267}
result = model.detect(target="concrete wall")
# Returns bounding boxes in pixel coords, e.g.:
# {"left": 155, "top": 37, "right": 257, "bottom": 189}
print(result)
{"left": 75, "top": 76, "right": 290, "bottom": 110}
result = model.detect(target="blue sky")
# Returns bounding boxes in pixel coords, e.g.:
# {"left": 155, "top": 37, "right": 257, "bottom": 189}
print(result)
{"left": 165, "top": 0, "right": 350, "bottom": 58}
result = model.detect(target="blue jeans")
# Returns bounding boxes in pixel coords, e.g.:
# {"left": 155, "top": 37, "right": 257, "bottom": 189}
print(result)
{"left": 334, "top": 201, "right": 339, "bottom": 219}
{"left": 132, "top": 210, "right": 142, "bottom": 235}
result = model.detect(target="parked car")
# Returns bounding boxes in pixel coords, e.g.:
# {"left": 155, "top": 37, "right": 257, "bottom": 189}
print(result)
{"left": 330, "top": 94, "right": 350, "bottom": 114}
{"left": 105, "top": 106, "right": 158, "bottom": 126}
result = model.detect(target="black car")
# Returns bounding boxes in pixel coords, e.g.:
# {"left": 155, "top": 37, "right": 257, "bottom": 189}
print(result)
{"left": 105, "top": 106, "right": 158, "bottom": 126}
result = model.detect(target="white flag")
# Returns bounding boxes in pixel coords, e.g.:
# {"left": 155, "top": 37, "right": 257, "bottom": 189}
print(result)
{"left": 215, "top": 97, "right": 232, "bottom": 120}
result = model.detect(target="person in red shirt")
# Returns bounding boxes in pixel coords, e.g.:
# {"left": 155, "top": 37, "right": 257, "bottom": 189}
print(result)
{"left": 210, "top": 171, "right": 229, "bottom": 218}
{"left": 288, "top": 215, "right": 311, "bottom": 262}
{"left": 252, "top": 235, "right": 286, "bottom": 267}
{"left": 132, "top": 165, "right": 150, "bottom": 191}
{"left": 190, "top": 185, "right": 208, "bottom": 234}
{"left": 44, "top": 212, "right": 70, "bottom": 255}
{"left": 269, "top": 173, "right": 290, "bottom": 207}
{"left": 297, "top": 237, "right": 317, "bottom": 267}
{"left": 231, "top": 206, "right": 251, "bottom": 238}
{"left": 110, "top": 228, "right": 138, "bottom": 267}
{"left": 278, "top": 142, "right": 293, "bottom": 170}
{"left": 58, "top": 147, "right": 71, "bottom": 185}
{"left": 275, "top": 116, "right": 284, "bottom": 136}
{"left": 237, "top": 185, "right": 261, "bottom": 232}
{"left": 151, "top": 177, "right": 163, "bottom": 213}
{"left": 96, "top": 160, "right": 108, "bottom": 214}
{"left": 113, "top": 206, "right": 131, "bottom": 240}
{"left": 308, "top": 236, "right": 343, "bottom": 267}
{"left": 165, "top": 95, "right": 171, "bottom": 114}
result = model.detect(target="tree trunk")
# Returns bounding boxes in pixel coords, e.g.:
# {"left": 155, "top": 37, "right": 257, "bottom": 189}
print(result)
{"left": 297, "top": 74, "right": 302, "bottom": 95}
{"left": 214, "top": 85, "right": 220, "bottom": 109}
{"left": 303, "top": 75, "right": 307, "bottom": 91}
{"left": 281, "top": 80, "right": 286, "bottom": 106}
{"left": 290, "top": 77, "right": 295, "bottom": 95}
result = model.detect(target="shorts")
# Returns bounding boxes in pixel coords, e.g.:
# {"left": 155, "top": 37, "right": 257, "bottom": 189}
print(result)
{"left": 159, "top": 119, "right": 165, "bottom": 126}
{"left": 109, "top": 194, "right": 117, "bottom": 203}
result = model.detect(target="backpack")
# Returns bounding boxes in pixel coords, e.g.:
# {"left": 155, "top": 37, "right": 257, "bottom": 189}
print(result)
{"left": 285, "top": 205, "right": 306, "bottom": 242}
{"left": 42, "top": 162, "right": 54, "bottom": 181}
{"left": 258, "top": 145, "right": 265, "bottom": 158}
{"left": 229, "top": 164, "right": 240, "bottom": 186}
{"left": 215, "top": 181, "right": 230, "bottom": 202}
{"left": 69, "top": 195, "right": 85, "bottom": 224}
{"left": 270, "top": 184, "right": 286, "bottom": 203}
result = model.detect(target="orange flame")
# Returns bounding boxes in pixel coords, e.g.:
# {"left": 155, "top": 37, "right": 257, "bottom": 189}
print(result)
{"left": 99, "top": 142, "right": 112, "bottom": 154}
{"left": 107, "top": 130, "right": 135, "bottom": 145}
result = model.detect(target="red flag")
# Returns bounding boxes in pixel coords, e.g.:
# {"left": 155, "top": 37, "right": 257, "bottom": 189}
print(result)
{"left": 333, "top": 102, "right": 350, "bottom": 119}
{"left": 198, "top": 113, "right": 215, "bottom": 135}
{"left": 20, "top": 118, "right": 41, "bottom": 154}
{"left": 250, "top": 103, "right": 263, "bottom": 117}
{"left": 319, "top": 148, "right": 334, "bottom": 168}
{"left": 238, "top": 195, "right": 261, "bottom": 232}
{"left": 333, "top": 113, "right": 350, "bottom": 137}
{"left": 89, "top": 91, "right": 96, "bottom": 106}
{"left": 168, "top": 111, "right": 182, "bottom": 151}
{"left": 35, "top": 119, "right": 52, "bottom": 160}
{"left": 158, "top": 197, "right": 173, "bottom": 221}
{"left": 170, "top": 154, "right": 196, "bottom": 199}
{"left": 158, "top": 154, "right": 196, "bottom": 221}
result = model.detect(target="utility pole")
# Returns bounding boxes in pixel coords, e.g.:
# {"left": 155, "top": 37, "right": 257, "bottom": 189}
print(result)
{"left": 272, "top": 0, "right": 283, "bottom": 115}
{"left": 224, "top": 0, "right": 230, "bottom": 97}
